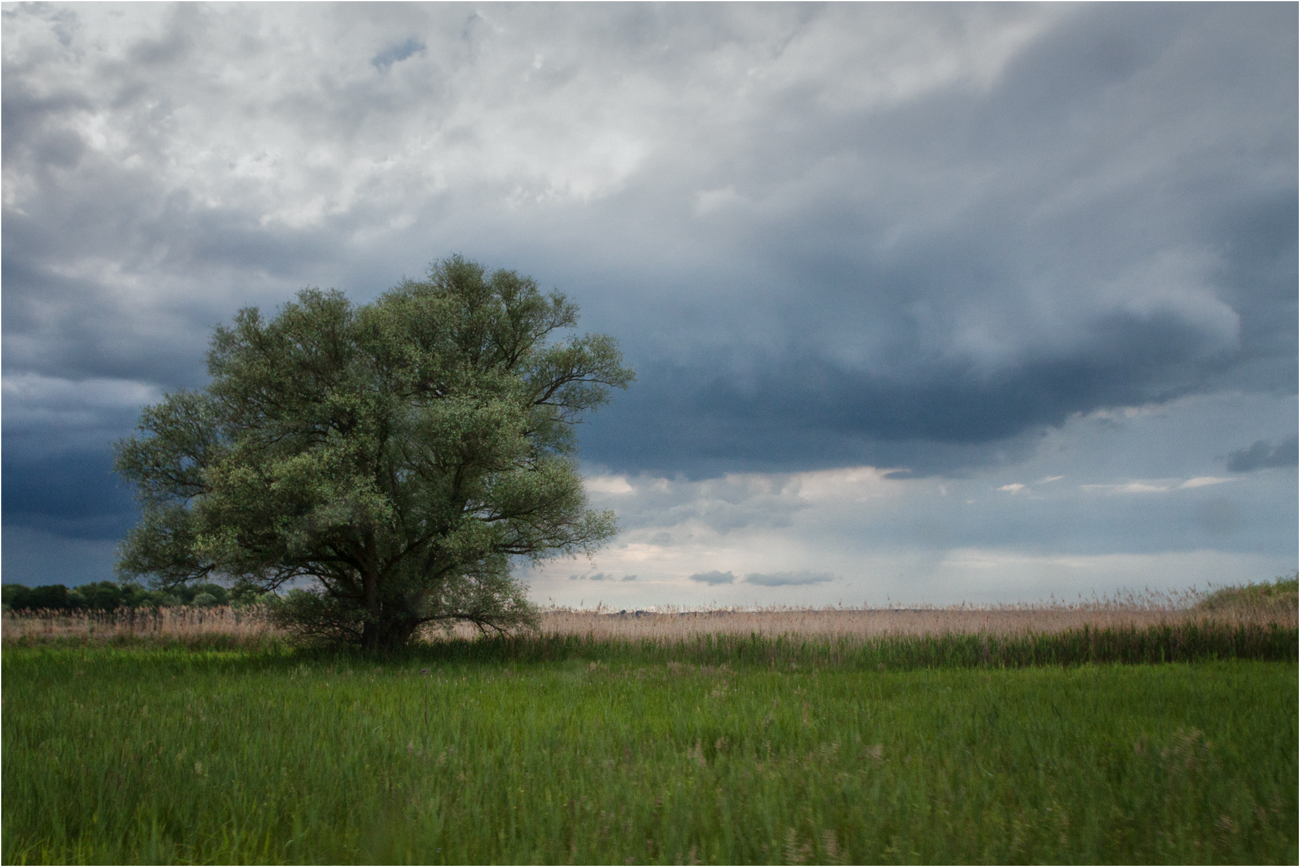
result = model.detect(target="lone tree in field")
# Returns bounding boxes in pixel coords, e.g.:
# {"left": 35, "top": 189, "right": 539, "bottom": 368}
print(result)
{"left": 114, "top": 256, "right": 634, "bottom": 649}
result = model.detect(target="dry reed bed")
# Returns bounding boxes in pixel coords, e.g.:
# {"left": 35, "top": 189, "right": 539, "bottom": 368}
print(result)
{"left": 0, "top": 605, "right": 280, "bottom": 645}
{"left": 8, "top": 589, "right": 1292, "bottom": 646}
{"left": 527, "top": 598, "right": 1297, "bottom": 643}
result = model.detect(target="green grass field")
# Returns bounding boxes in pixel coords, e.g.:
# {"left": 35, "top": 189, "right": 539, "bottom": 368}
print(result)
{"left": 3, "top": 638, "right": 1296, "bottom": 864}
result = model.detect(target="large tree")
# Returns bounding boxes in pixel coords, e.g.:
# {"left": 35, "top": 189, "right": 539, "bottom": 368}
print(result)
{"left": 114, "top": 256, "right": 634, "bottom": 648}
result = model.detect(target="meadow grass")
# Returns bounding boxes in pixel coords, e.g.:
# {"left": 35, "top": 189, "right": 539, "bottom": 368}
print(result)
{"left": 3, "top": 639, "right": 1296, "bottom": 864}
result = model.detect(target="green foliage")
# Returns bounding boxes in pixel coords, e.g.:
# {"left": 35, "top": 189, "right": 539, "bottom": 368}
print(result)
{"left": 3, "top": 584, "right": 74, "bottom": 612}
{"left": 1197, "top": 572, "right": 1299, "bottom": 615}
{"left": 6, "top": 584, "right": 124, "bottom": 612}
{"left": 78, "top": 581, "right": 123, "bottom": 611}
{"left": 2, "top": 582, "right": 179, "bottom": 613}
{"left": 3, "top": 647, "right": 1295, "bottom": 864}
{"left": 114, "top": 256, "right": 633, "bottom": 649}
{"left": 228, "top": 580, "right": 263, "bottom": 608}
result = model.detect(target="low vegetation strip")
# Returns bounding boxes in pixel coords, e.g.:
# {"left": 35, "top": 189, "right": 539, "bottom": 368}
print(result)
{"left": 0, "top": 605, "right": 284, "bottom": 649}
{"left": 4, "top": 575, "right": 1296, "bottom": 653}
{"left": 4, "top": 608, "right": 1295, "bottom": 670}
{"left": 3, "top": 647, "right": 1294, "bottom": 864}
{"left": 407, "top": 621, "right": 1299, "bottom": 670}
{"left": 530, "top": 580, "right": 1297, "bottom": 642}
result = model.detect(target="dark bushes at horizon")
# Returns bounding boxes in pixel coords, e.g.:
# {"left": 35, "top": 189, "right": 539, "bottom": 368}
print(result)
{"left": 1, "top": 581, "right": 240, "bottom": 613}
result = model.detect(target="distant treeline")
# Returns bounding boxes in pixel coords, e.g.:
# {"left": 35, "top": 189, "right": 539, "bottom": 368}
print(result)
{"left": 1, "top": 582, "right": 263, "bottom": 613}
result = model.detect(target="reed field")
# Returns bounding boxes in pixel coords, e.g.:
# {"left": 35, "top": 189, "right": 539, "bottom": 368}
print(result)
{"left": 3, "top": 577, "right": 1295, "bottom": 648}
{"left": 2, "top": 578, "right": 1296, "bottom": 864}
{"left": 1, "top": 604, "right": 283, "bottom": 649}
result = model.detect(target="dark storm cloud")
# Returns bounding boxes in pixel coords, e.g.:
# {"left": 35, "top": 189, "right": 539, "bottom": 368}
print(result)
{"left": 581, "top": 299, "right": 1245, "bottom": 478}
{"left": 2, "top": 450, "right": 137, "bottom": 540}
{"left": 1226, "top": 436, "right": 1300, "bottom": 473}
{"left": 557, "top": 4, "right": 1293, "bottom": 476}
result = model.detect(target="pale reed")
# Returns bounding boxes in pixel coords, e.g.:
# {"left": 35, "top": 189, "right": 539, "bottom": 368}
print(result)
{"left": 519, "top": 594, "right": 1296, "bottom": 643}
{"left": 0, "top": 605, "right": 279, "bottom": 644}
{"left": 5, "top": 586, "right": 1293, "bottom": 645}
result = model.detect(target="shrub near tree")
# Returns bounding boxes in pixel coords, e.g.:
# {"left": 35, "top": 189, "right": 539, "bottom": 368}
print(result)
{"left": 114, "top": 256, "right": 633, "bottom": 649}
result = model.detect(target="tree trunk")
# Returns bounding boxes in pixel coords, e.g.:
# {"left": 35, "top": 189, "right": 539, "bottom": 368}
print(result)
{"left": 360, "top": 555, "right": 386, "bottom": 649}
{"left": 361, "top": 613, "right": 418, "bottom": 650}
{"left": 358, "top": 538, "right": 418, "bottom": 650}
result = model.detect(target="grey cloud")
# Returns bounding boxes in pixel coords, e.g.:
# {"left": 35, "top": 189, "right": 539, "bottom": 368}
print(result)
{"left": 2, "top": 526, "right": 120, "bottom": 587}
{"left": 2, "top": 2, "right": 1294, "bottom": 568}
{"left": 125, "top": 5, "right": 196, "bottom": 66}
{"left": 688, "top": 570, "right": 735, "bottom": 586}
{"left": 594, "top": 5, "right": 1292, "bottom": 475}
{"left": 584, "top": 472, "right": 807, "bottom": 532}
{"left": 568, "top": 572, "right": 636, "bottom": 582}
{"left": 1227, "top": 436, "right": 1299, "bottom": 473}
{"left": 1, "top": 254, "right": 213, "bottom": 387}
{"left": 745, "top": 571, "right": 835, "bottom": 587}
{"left": 1194, "top": 497, "right": 1243, "bottom": 537}
{"left": 581, "top": 308, "right": 1236, "bottom": 478}
{"left": 2, "top": 449, "right": 138, "bottom": 541}
{"left": 583, "top": 397, "right": 1298, "bottom": 564}
{"left": 372, "top": 38, "right": 425, "bottom": 71}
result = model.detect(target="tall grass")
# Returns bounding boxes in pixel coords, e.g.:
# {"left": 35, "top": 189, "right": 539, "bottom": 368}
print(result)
{"left": 398, "top": 621, "right": 1298, "bottom": 670}
{"left": 3, "top": 647, "right": 1294, "bottom": 864}
{"left": 4, "top": 579, "right": 1295, "bottom": 863}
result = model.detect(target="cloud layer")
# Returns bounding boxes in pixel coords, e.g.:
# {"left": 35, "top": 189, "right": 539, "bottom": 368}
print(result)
{"left": 2, "top": 4, "right": 1294, "bottom": 597}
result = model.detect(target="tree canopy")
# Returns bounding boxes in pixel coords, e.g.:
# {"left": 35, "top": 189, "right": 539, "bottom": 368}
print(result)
{"left": 114, "top": 256, "right": 634, "bottom": 648}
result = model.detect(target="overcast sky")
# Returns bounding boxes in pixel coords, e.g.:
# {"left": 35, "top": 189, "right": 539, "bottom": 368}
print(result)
{"left": 4, "top": 2, "right": 1296, "bottom": 606}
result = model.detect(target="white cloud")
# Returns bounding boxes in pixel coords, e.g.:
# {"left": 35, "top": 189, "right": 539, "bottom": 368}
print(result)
{"left": 584, "top": 475, "right": 634, "bottom": 495}
{"left": 1081, "top": 481, "right": 1175, "bottom": 494}
{"left": 1081, "top": 476, "right": 1239, "bottom": 494}
{"left": 1179, "top": 476, "right": 1237, "bottom": 489}
{"left": 791, "top": 466, "right": 905, "bottom": 503}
